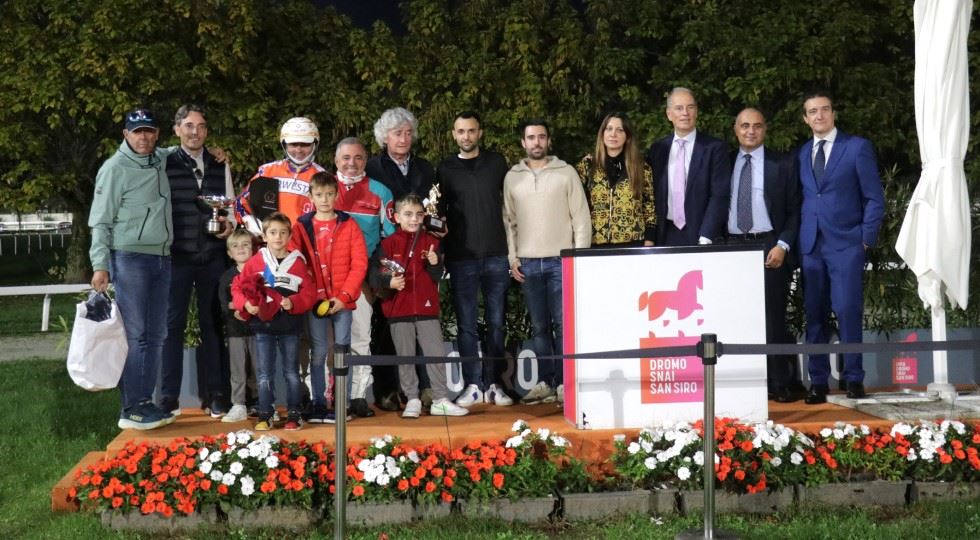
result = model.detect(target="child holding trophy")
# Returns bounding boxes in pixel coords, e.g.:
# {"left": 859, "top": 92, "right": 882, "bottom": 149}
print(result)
{"left": 369, "top": 194, "right": 468, "bottom": 419}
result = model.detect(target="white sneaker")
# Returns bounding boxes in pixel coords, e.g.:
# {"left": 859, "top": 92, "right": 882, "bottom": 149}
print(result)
{"left": 521, "top": 382, "right": 555, "bottom": 404}
{"left": 455, "top": 384, "right": 484, "bottom": 407}
{"left": 485, "top": 384, "right": 514, "bottom": 406}
{"left": 402, "top": 398, "right": 423, "bottom": 419}
{"left": 556, "top": 384, "right": 564, "bottom": 405}
{"left": 430, "top": 398, "right": 469, "bottom": 416}
{"left": 222, "top": 404, "right": 248, "bottom": 423}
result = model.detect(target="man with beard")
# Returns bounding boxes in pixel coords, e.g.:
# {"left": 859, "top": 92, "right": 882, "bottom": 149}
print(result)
{"left": 503, "top": 119, "right": 591, "bottom": 405}
{"left": 437, "top": 111, "right": 514, "bottom": 408}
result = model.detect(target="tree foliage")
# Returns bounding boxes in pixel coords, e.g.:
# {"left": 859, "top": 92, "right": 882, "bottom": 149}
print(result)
{"left": 0, "top": 0, "right": 976, "bottom": 328}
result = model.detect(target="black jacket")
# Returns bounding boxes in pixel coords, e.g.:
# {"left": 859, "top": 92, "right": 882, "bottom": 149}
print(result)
{"left": 166, "top": 148, "right": 228, "bottom": 265}
{"left": 365, "top": 152, "right": 435, "bottom": 200}
{"left": 435, "top": 150, "right": 509, "bottom": 262}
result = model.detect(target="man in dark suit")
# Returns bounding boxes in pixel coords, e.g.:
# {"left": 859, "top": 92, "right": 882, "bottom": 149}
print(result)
{"left": 725, "top": 108, "right": 802, "bottom": 403}
{"left": 647, "top": 87, "right": 730, "bottom": 246}
{"left": 797, "top": 91, "right": 884, "bottom": 404}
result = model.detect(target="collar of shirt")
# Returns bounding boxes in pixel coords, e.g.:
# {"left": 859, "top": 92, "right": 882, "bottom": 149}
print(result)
{"left": 672, "top": 129, "right": 697, "bottom": 146}
{"left": 388, "top": 152, "right": 410, "bottom": 176}
{"left": 811, "top": 127, "right": 838, "bottom": 160}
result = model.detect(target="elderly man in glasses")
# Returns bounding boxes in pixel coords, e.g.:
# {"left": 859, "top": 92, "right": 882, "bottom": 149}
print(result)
{"left": 89, "top": 107, "right": 176, "bottom": 430}
{"left": 158, "top": 104, "right": 239, "bottom": 419}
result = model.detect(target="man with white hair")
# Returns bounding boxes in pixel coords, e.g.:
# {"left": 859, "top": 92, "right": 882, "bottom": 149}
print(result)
{"left": 365, "top": 107, "right": 437, "bottom": 411}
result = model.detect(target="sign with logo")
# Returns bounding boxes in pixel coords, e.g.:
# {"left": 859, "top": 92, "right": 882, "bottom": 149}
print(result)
{"left": 892, "top": 333, "right": 919, "bottom": 384}
{"left": 562, "top": 247, "right": 768, "bottom": 429}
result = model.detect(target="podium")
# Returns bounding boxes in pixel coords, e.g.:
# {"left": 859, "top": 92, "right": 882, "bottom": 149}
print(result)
{"left": 561, "top": 246, "right": 768, "bottom": 429}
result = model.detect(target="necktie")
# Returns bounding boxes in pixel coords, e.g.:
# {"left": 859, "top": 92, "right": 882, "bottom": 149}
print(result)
{"left": 813, "top": 139, "right": 826, "bottom": 185}
{"left": 737, "top": 154, "right": 753, "bottom": 233}
{"left": 673, "top": 139, "right": 687, "bottom": 229}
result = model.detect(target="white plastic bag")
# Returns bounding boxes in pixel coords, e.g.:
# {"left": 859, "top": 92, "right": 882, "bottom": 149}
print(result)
{"left": 67, "top": 298, "right": 128, "bottom": 391}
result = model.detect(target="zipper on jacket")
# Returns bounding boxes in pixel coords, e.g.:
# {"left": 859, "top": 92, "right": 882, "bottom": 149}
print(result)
{"left": 138, "top": 207, "right": 150, "bottom": 240}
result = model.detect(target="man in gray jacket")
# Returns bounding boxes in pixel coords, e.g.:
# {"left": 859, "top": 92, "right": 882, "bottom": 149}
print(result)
{"left": 503, "top": 119, "right": 591, "bottom": 405}
{"left": 89, "top": 107, "right": 175, "bottom": 430}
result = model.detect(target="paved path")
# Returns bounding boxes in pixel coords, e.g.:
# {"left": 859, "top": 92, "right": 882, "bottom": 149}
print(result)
{"left": 0, "top": 333, "right": 63, "bottom": 362}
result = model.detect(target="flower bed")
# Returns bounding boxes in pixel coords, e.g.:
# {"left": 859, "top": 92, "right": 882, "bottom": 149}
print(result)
{"left": 70, "top": 418, "right": 980, "bottom": 528}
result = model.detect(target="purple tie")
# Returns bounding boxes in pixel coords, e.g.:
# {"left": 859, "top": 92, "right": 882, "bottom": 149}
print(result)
{"left": 673, "top": 139, "right": 687, "bottom": 229}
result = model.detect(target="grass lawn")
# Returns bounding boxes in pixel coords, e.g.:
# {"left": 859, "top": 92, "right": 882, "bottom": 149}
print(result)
{"left": 3, "top": 359, "right": 980, "bottom": 539}
{"left": 0, "top": 235, "right": 79, "bottom": 336}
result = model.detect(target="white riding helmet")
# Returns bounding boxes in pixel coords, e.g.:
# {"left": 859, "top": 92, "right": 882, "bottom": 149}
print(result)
{"left": 279, "top": 117, "right": 319, "bottom": 167}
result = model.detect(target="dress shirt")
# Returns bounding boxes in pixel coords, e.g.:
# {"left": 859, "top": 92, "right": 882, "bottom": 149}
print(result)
{"left": 810, "top": 127, "right": 837, "bottom": 166}
{"left": 728, "top": 146, "right": 773, "bottom": 234}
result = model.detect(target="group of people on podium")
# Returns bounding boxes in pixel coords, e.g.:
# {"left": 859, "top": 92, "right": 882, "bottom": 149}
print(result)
{"left": 87, "top": 86, "right": 883, "bottom": 431}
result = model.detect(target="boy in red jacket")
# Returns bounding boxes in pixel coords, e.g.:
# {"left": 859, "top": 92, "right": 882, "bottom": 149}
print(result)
{"left": 370, "top": 194, "right": 467, "bottom": 418}
{"left": 290, "top": 172, "right": 368, "bottom": 423}
{"left": 232, "top": 212, "right": 316, "bottom": 431}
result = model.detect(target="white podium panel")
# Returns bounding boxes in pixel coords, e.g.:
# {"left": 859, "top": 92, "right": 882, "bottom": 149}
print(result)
{"left": 562, "top": 247, "right": 768, "bottom": 429}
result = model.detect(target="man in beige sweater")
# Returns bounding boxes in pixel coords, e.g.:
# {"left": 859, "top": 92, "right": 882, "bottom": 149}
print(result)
{"left": 503, "top": 119, "right": 591, "bottom": 405}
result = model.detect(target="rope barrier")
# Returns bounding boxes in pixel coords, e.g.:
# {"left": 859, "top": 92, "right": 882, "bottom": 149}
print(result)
{"left": 345, "top": 338, "right": 980, "bottom": 367}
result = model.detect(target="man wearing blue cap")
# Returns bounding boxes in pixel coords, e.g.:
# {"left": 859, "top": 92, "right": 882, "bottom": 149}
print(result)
{"left": 89, "top": 107, "right": 176, "bottom": 430}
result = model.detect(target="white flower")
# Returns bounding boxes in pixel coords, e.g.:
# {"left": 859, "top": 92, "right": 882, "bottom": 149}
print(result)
{"left": 199, "top": 461, "right": 213, "bottom": 475}
{"left": 640, "top": 440, "right": 654, "bottom": 453}
{"left": 237, "top": 448, "right": 250, "bottom": 460}
{"left": 226, "top": 432, "right": 237, "bottom": 447}
{"left": 407, "top": 450, "right": 420, "bottom": 463}
{"left": 222, "top": 472, "right": 236, "bottom": 486}
{"left": 790, "top": 452, "right": 803, "bottom": 465}
{"left": 385, "top": 458, "right": 402, "bottom": 478}
{"left": 551, "top": 435, "right": 569, "bottom": 448}
{"left": 236, "top": 431, "right": 252, "bottom": 445}
{"left": 373, "top": 438, "right": 387, "bottom": 450}
{"left": 521, "top": 428, "right": 532, "bottom": 438}
{"left": 859, "top": 425, "right": 870, "bottom": 436}
{"left": 208, "top": 451, "right": 222, "bottom": 463}
{"left": 505, "top": 435, "right": 524, "bottom": 448}
{"left": 677, "top": 467, "right": 691, "bottom": 481}
{"left": 511, "top": 419, "right": 528, "bottom": 432}
{"left": 627, "top": 442, "right": 641, "bottom": 455}
{"left": 614, "top": 434, "right": 626, "bottom": 442}
{"left": 199, "top": 447, "right": 210, "bottom": 461}
{"left": 644, "top": 457, "right": 658, "bottom": 470}
{"left": 376, "top": 473, "right": 391, "bottom": 486}
{"left": 537, "top": 428, "right": 551, "bottom": 440}
{"left": 210, "top": 469, "right": 224, "bottom": 482}
{"left": 771, "top": 457, "right": 782, "bottom": 467}
{"left": 891, "top": 423, "right": 913, "bottom": 437}
{"left": 240, "top": 476, "right": 254, "bottom": 497}
{"left": 230, "top": 462, "right": 244, "bottom": 475}
{"left": 832, "top": 428, "right": 845, "bottom": 440}
{"left": 820, "top": 428, "right": 833, "bottom": 438}
{"left": 265, "top": 455, "right": 279, "bottom": 469}
{"left": 693, "top": 451, "right": 704, "bottom": 466}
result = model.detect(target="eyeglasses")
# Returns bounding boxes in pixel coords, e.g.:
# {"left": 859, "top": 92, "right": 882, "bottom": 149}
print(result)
{"left": 193, "top": 167, "right": 203, "bottom": 181}
{"left": 127, "top": 109, "right": 153, "bottom": 123}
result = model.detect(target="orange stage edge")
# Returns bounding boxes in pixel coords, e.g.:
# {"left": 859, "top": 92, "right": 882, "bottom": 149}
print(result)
{"left": 51, "top": 399, "right": 896, "bottom": 513}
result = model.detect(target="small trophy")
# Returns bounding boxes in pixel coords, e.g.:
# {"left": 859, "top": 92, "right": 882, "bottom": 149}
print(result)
{"left": 199, "top": 195, "right": 234, "bottom": 235}
{"left": 379, "top": 258, "right": 406, "bottom": 276}
{"left": 423, "top": 184, "right": 447, "bottom": 233}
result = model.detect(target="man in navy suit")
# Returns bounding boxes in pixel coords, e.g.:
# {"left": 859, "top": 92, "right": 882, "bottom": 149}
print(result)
{"left": 647, "top": 87, "right": 731, "bottom": 246}
{"left": 797, "top": 91, "right": 884, "bottom": 404}
{"left": 725, "top": 108, "right": 802, "bottom": 403}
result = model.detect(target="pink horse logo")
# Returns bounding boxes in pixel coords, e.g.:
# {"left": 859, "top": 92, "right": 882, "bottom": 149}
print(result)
{"left": 638, "top": 270, "right": 703, "bottom": 322}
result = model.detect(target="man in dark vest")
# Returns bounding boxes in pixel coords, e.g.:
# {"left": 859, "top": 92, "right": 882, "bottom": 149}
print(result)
{"left": 159, "top": 104, "right": 236, "bottom": 418}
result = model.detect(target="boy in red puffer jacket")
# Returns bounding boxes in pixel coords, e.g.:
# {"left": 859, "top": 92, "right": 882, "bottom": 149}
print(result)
{"left": 289, "top": 172, "right": 368, "bottom": 423}
{"left": 369, "top": 194, "right": 468, "bottom": 419}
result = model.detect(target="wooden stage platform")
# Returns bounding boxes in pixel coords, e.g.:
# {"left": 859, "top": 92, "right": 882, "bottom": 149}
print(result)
{"left": 52, "top": 398, "right": 896, "bottom": 512}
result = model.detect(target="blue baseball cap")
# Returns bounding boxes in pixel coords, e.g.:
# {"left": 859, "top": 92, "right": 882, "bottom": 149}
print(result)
{"left": 124, "top": 108, "right": 157, "bottom": 131}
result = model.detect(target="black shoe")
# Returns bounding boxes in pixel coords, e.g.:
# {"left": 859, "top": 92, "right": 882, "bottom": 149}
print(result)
{"left": 377, "top": 393, "right": 401, "bottom": 412}
{"left": 846, "top": 382, "right": 867, "bottom": 399}
{"left": 350, "top": 398, "right": 375, "bottom": 418}
{"left": 804, "top": 385, "right": 829, "bottom": 405}
{"left": 307, "top": 404, "right": 330, "bottom": 424}
{"left": 774, "top": 387, "right": 799, "bottom": 403}
{"left": 159, "top": 396, "right": 182, "bottom": 417}
{"left": 208, "top": 396, "right": 229, "bottom": 418}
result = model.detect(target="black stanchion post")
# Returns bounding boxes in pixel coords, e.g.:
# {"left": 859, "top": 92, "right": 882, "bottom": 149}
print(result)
{"left": 332, "top": 344, "right": 349, "bottom": 540}
{"left": 677, "top": 334, "right": 738, "bottom": 540}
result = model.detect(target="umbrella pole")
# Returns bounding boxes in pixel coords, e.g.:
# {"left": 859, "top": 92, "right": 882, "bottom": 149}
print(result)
{"left": 926, "top": 302, "right": 957, "bottom": 401}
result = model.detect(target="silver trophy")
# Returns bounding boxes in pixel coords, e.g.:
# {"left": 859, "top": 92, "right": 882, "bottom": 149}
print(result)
{"left": 423, "top": 184, "right": 447, "bottom": 233}
{"left": 379, "top": 258, "right": 406, "bottom": 276}
{"left": 199, "top": 195, "right": 234, "bottom": 235}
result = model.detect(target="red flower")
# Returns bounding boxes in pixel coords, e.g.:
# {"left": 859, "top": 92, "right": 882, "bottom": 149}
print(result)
{"left": 739, "top": 440, "right": 753, "bottom": 452}
{"left": 441, "top": 491, "right": 454, "bottom": 503}
{"left": 352, "top": 485, "right": 365, "bottom": 497}
{"left": 492, "top": 473, "right": 504, "bottom": 489}
{"left": 397, "top": 479, "right": 409, "bottom": 492}
{"left": 217, "top": 484, "right": 228, "bottom": 495}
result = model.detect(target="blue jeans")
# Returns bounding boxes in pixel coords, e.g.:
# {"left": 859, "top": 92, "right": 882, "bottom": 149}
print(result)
{"left": 161, "top": 257, "right": 229, "bottom": 403}
{"left": 519, "top": 257, "right": 563, "bottom": 387}
{"left": 254, "top": 333, "right": 301, "bottom": 417}
{"left": 307, "top": 309, "right": 352, "bottom": 406}
{"left": 447, "top": 256, "right": 510, "bottom": 390}
{"left": 109, "top": 251, "right": 171, "bottom": 411}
